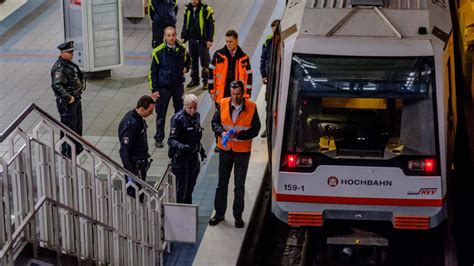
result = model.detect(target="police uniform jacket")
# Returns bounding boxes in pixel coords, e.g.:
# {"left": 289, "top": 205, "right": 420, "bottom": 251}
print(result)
{"left": 168, "top": 110, "right": 205, "bottom": 158}
{"left": 181, "top": 2, "right": 215, "bottom": 43}
{"left": 118, "top": 110, "right": 150, "bottom": 172}
{"left": 51, "top": 57, "right": 84, "bottom": 101}
{"left": 149, "top": 41, "right": 191, "bottom": 91}
{"left": 260, "top": 34, "right": 273, "bottom": 79}
{"left": 148, "top": 0, "right": 178, "bottom": 26}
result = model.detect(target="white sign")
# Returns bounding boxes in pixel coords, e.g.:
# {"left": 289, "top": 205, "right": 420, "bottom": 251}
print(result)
{"left": 163, "top": 203, "right": 198, "bottom": 243}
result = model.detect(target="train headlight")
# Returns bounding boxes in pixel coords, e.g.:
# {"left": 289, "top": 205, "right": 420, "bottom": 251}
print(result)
{"left": 287, "top": 154, "right": 297, "bottom": 168}
{"left": 282, "top": 154, "right": 314, "bottom": 169}
{"left": 297, "top": 156, "right": 313, "bottom": 167}
{"left": 407, "top": 158, "right": 436, "bottom": 174}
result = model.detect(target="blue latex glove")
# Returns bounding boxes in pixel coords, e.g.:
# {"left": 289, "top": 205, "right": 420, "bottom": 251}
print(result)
{"left": 221, "top": 129, "right": 236, "bottom": 148}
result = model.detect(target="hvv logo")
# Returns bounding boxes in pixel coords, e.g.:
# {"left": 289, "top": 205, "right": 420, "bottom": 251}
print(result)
{"left": 407, "top": 188, "right": 438, "bottom": 195}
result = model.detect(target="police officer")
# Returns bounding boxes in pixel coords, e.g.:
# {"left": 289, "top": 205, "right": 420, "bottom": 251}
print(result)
{"left": 118, "top": 95, "right": 155, "bottom": 198}
{"left": 168, "top": 94, "right": 206, "bottom": 204}
{"left": 209, "top": 80, "right": 260, "bottom": 228}
{"left": 149, "top": 26, "right": 191, "bottom": 148}
{"left": 181, "top": 0, "right": 215, "bottom": 90}
{"left": 259, "top": 19, "right": 280, "bottom": 138}
{"left": 148, "top": 0, "right": 178, "bottom": 48}
{"left": 51, "top": 41, "right": 85, "bottom": 158}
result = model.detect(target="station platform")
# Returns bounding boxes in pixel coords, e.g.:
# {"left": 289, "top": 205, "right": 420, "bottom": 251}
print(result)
{"left": 0, "top": 0, "right": 284, "bottom": 265}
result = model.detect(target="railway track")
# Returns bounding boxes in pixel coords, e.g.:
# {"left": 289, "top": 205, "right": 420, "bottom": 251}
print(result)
{"left": 255, "top": 214, "right": 453, "bottom": 265}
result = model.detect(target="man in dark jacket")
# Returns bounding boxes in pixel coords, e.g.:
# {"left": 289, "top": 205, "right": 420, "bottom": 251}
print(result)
{"left": 168, "top": 94, "right": 206, "bottom": 204}
{"left": 148, "top": 0, "right": 178, "bottom": 48}
{"left": 260, "top": 19, "right": 280, "bottom": 86}
{"left": 149, "top": 26, "right": 191, "bottom": 148}
{"left": 208, "top": 30, "right": 253, "bottom": 104}
{"left": 181, "top": 0, "right": 215, "bottom": 90}
{"left": 118, "top": 95, "right": 155, "bottom": 198}
{"left": 51, "top": 41, "right": 85, "bottom": 158}
{"left": 259, "top": 19, "right": 279, "bottom": 138}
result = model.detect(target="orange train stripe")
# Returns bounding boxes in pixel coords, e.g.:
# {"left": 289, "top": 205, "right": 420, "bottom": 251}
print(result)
{"left": 273, "top": 188, "right": 445, "bottom": 207}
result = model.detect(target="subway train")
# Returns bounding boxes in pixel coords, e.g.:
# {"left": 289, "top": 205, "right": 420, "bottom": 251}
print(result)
{"left": 266, "top": 0, "right": 457, "bottom": 230}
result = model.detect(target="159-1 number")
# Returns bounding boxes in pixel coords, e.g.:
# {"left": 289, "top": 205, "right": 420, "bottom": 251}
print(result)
{"left": 283, "top": 184, "right": 304, "bottom": 191}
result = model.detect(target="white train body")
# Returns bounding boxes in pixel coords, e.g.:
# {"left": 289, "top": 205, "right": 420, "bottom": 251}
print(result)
{"left": 269, "top": 0, "right": 456, "bottom": 229}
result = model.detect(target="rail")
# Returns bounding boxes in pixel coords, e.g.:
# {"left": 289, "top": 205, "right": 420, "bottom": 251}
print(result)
{"left": 0, "top": 103, "right": 176, "bottom": 265}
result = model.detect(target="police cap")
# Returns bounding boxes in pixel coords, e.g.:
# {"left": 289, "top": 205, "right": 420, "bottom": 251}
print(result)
{"left": 57, "top": 41, "right": 74, "bottom": 52}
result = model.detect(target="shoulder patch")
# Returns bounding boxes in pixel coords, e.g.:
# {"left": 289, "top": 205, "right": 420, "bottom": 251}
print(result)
{"left": 171, "top": 128, "right": 176, "bottom": 134}
{"left": 122, "top": 137, "right": 129, "bottom": 144}
{"left": 54, "top": 71, "right": 62, "bottom": 79}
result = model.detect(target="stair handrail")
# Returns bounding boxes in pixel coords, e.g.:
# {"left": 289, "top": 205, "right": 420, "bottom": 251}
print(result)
{"left": 0, "top": 196, "right": 112, "bottom": 258}
{"left": 0, "top": 103, "right": 158, "bottom": 193}
{"left": 0, "top": 195, "right": 164, "bottom": 260}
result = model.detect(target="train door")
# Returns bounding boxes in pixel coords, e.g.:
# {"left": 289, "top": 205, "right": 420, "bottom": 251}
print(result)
{"left": 267, "top": 26, "right": 283, "bottom": 170}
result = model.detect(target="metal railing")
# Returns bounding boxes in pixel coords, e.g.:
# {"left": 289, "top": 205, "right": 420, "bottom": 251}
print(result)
{"left": 0, "top": 103, "right": 176, "bottom": 265}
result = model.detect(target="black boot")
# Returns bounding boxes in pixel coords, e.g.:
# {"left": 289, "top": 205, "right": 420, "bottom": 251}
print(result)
{"left": 202, "top": 81, "right": 208, "bottom": 90}
{"left": 186, "top": 80, "right": 200, "bottom": 88}
{"left": 209, "top": 215, "right": 224, "bottom": 226}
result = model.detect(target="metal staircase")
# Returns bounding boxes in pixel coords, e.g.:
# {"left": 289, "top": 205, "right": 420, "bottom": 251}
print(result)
{"left": 0, "top": 104, "right": 187, "bottom": 265}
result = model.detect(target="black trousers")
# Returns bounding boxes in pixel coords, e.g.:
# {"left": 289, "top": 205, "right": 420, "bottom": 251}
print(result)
{"left": 154, "top": 86, "right": 184, "bottom": 142}
{"left": 126, "top": 159, "right": 149, "bottom": 199}
{"left": 152, "top": 23, "right": 165, "bottom": 48}
{"left": 172, "top": 153, "right": 200, "bottom": 204}
{"left": 56, "top": 96, "right": 83, "bottom": 158}
{"left": 188, "top": 40, "right": 210, "bottom": 83}
{"left": 214, "top": 150, "right": 251, "bottom": 219}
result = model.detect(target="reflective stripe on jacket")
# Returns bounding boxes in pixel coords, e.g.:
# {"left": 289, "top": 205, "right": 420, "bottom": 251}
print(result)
{"left": 216, "top": 97, "right": 256, "bottom": 152}
{"left": 211, "top": 52, "right": 251, "bottom": 102}
{"left": 148, "top": 41, "right": 190, "bottom": 91}
{"left": 182, "top": 3, "right": 214, "bottom": 41}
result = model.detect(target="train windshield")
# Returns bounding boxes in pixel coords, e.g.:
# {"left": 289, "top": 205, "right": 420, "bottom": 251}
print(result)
{"left": 283, "top": 54, "right": 437, "bottom": 159}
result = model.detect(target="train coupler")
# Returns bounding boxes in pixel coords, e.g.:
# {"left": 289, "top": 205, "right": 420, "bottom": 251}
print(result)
{"left": 326, "top": 227, "right": 388, "bottom": 265}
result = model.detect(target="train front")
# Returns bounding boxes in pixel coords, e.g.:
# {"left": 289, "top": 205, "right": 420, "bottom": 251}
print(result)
{"left": 270, "top": 0, "right": 453, "bottom": 230}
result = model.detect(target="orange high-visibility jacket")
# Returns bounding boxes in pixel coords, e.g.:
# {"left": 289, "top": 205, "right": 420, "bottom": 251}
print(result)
{"left": 209, "top": 47, "right": 252, "bottom": 103}
{"left": 216, "top": 97, "right": 258, "bottom": 152}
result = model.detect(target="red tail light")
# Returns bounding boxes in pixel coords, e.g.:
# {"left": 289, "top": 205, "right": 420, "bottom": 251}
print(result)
{"left": 407, "top": 158, "right": 436, "bottom": 175}
{"left": 424, "top": 159, "right": 434, "bottom": 173}
{"left": 287, "top": 154, "right": 297, "bottom": 168}
{"left": 282, "top": 154, "right": 314, "bottom": 170}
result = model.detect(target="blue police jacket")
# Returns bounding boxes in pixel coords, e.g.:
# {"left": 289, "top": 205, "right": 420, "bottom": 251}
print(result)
{"left": 167, "top": 109, "right": 205, "bottom": 158}
{"left": 149, "top": 41, "right": 191, "bottom": 91}
{"left": 149, "top": 0, "right": 178, "bottom": 26}
{"left": 260, "top": 34, "right": 273, "bottom": 79}
{"left": 118, "top": 110, "right": 149, "bottom": 172}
